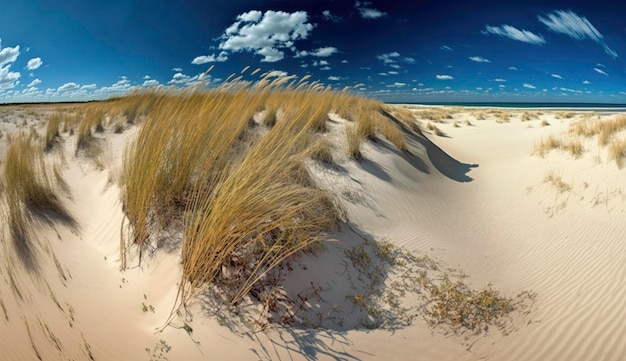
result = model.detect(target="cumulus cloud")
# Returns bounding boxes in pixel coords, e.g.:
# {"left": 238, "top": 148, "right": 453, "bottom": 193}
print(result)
{"left": 469, "top": 56, "right": 491, "bottom": 63}
{"left": 355, "top": 1, "right": 386, "bottom": 19}
{"left": 81, "top": 84, "right": 97, "bottom": 90}
{"left": 483, "top": 25, "right": 545, "bottom": 45}
{"left": 493, "top": 78, "right": 506, "bottom": 82}
{"left": 583, "top": 80, "right": 591, "bottom": 84}
{"left": 551, "top": 73, "right": 563, "bottom": 79}
{"left": 26, "top": 57, "right": 42, "bottom": 70}
{"left": 436, "top": 74, "right": 453, "bottom": 80}
{"left": 328, "top": 76, "right": 341, "bottom": 81}
{"left": 0, "top": 42, "right": 20, "bottom": 67}
{"left": 191, "top": 51, "right": 228, "bottom": 64}
{"left": 27, "top": 78, "right": 41, "bottom": 87}
{"left": 0, "top": 65, "right": 20, "bottom": 89}
{"left": 538, "top": 10, "right": 617, "bottom": 58}
{"left": 167, "top": 72, "right": 209, "bottom": 86}
{"left": 296, "top": 47, "right": 339, "bottom": 58}
{"left": 523, "top": 83, "right": 536, "bottom": 89}
{"left": 265, "top": 70, "right": 288, "bottom": 78}
{"left": 593, "top": 67, "right": 608, "bottom": 76}
{"left": 172, "top": 67, "right": 183, "bottom": 72}
{"left": 58, "top": 82, "right": 80, "bottom": 92}
{"left": 219, "top": 10, "right": 314, "bottom": 62}
{"left": 96, "top": 77, "right": 135, "bottom": 94}
{"left": 142, "top": 79, "right": 160, "bottom": 87}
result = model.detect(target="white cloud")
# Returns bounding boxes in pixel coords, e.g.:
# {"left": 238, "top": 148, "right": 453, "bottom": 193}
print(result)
{"left": 328, "top": 76, "right": 341, "bottom": 81}
{"left": 0, "top": 65, "right": 20, "bottom": 89}
{"left": 387, "top": 71, "right": 399, "bottom": 75}
{"left": 483, "top": 25, "right": 545, "bottom": 45}
{"left": 493, "top": 78, "right": 506, "bottom": 82}
{"left": 298, "top": 46, "right": 339, "bottom": 58}
{"left": 27, "top": 78, "right": 41, "bottom": 87}
{"left": 143, "top": 75, "right": 151, "bottom": 79}
{"left": 322, "top": 10, "right": 341, "bottom": 22}
{"left": 469, "top": 56, "right": 491, "bottom": 63}
{"left": 377, "top": 52, "right": 400, "bottom": 64}
{"left": 593, "top": 67, "right": 608, "bottom": 76}
{"left": 440, "top": 45, "right": 453, "bottom": 51}
{"left": 596, "top": 63, "right": 606, "bottom": 67}
{"left": 436, "top": 74, "right": 453, "bottom": 80}
{"left": 560, "top": 87, "right": 576, "bottom": 93}
{"left": 499, "top": 84, "right": 506, "bottom": 89}
{"left": 583, "top": 80, "right": 591, "bottom": 84}
{"left": 320, "top": 66, "right": 331, "bottom": 71}
{"left": 265, "top": 70, "right": 288, "bottom": 78}
{"left": 538, "top": 10, "right": 617, "bottom": 58}
{"left": 96, "top": 77, "right": 135, "bottom": 94}
{"left": 167, "top": 72, "right": 208, "bottom": 86}
{"left": 389, "top": 64, "right": 401, "bottom": 69}
{"left": 81, "top": 84, "right": 97, "bottom": 90}
{"left": 508, "top": 66, "right": 518, "bottom": 70}
{"left": 0, "top": 42, "right": 20, "bottom": 67}
{"left": 172, "top": 67, "right": 183, "bottom": 72}
{"left": 58, "top": 82, "right": 80, "bottom": 92}
{"left": 341, "top": 59, "right": 349, "bottom": 63}
{"left": 26, "top": 57, "right": 42, "bottom": 70}
{"left": 523, "top": 83, "right": 536, "bottom": 89}
{"left": 219, "top": 10, "right": 314, "bottom": 62}
{"left": 551, "top": 73, "right": 563, "bottom": 79}
{"left": 355, "top": 1, "right": 387, "bottom": 19}
{"left": 389, "top": 82, "right": 406, "bottom": 87}
{"left": 191, "top": 51, "right": 229, "bottom": 64}
{"left": 142, "top": 79, "right": 160, "bottom": 87}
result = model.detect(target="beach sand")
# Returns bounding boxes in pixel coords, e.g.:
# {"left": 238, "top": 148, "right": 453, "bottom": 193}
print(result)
{"left": 1, "top": 103, "right": 625, "bottom": 360}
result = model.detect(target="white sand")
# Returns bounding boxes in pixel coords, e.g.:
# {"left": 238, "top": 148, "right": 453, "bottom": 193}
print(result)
{"left": 1, "top": 105, "right": 625, "bottom": 360}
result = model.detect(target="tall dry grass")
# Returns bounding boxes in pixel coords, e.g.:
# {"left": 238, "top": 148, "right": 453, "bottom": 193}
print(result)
{"left": 117, "top": 74, "right": 370, "bottom": 314}
{"left": 44, "top": 113, "right": 63, "bottom": 152}
{"left": 2, "top": 134, "right": 66, "bottom": 254}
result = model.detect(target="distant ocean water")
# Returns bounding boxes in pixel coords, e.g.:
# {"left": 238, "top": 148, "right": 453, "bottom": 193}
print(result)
{"left": 390, "top": 102, "right": 626, "bottom": 113}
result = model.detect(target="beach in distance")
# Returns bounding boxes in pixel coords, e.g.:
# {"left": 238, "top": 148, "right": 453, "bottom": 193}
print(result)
{"left": 1, "top": 90, "right": 626, "bottom": 360}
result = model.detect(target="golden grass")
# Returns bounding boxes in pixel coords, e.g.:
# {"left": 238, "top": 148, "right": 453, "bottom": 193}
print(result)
{"left": 543, "top": 171, "right": 571, "bottom": 193}
{"left": 2, "top": 134, "right": 67, "bottom": 251}
{"left": 608, "top": 137, "right": 626, "bottom": 168}
{"left": 356, "top": 109, "right": 376, "bottom": 141}
{"left": 346, "top": 124, "right": 362, "bottom": 160}
{"left": 534, "top": 136, "right": 583, "bottom": 158}
{"left": 377, "top": 117, "right": 408, "bottom": 151}
{"left": 44, "top": 113, "right": 63, "bottom": 152}
{"left": 540, "top": 119, "right": 550, "bottom": 127}
{"left": 415, "top": 108, "right": 452, "bottom": 122}
{"left": 308, "top": 138, "right": 334, "bottom": 164}
{"left": 179, "top": 114, "right": 337, "bottom": 306}
{"left": 112, "top": 74, "right": 375, "bottom": 314}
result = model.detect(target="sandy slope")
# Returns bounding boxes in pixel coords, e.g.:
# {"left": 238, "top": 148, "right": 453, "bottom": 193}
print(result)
{"left": 1, "top": 105, "right": 626, "bottom": 360}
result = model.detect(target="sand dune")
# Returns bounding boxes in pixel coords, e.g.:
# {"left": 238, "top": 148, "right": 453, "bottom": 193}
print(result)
{"left": 1, "top": 101, "right": 625, "bottom": 360}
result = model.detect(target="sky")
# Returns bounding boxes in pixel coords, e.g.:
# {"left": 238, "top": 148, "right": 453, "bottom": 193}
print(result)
{"left": 2, "top": 0, "right": 626, "bottom": 104}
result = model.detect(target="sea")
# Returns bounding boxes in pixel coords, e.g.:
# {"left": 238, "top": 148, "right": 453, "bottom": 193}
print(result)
{"left": 389, "top": 102, "right": 626, "bottom": 113}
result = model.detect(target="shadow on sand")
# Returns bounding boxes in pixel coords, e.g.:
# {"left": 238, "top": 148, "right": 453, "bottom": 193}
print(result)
{"left": 380, "top": 109, "right": 478, "bottom": 182}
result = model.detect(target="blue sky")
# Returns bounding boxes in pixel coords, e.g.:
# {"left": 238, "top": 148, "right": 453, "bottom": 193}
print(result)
{"left": 2, "top": 0, "right": 626, "bottom": 103}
